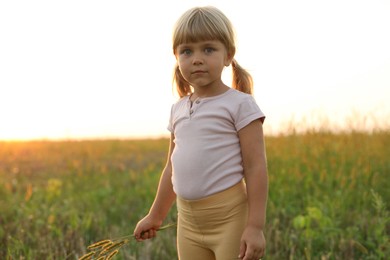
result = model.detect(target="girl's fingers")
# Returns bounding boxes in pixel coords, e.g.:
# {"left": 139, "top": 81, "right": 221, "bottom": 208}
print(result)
{"left": 238, "top": 241, "right": 246, "bottom": 259}
{"left": 139, "top": 229, "right": 156, "bottom": 240}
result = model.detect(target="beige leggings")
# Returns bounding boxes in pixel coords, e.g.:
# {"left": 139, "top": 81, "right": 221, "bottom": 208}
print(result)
{"left": 176, "top": 181, "right": 248, "bottom": 260}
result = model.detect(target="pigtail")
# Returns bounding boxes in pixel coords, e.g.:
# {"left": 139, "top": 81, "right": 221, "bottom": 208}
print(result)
{"left": 173, "top": 65, "right": 192, "bottom": 98}
{"left": 231, "top": 59, "right": 253, "bottom": 95}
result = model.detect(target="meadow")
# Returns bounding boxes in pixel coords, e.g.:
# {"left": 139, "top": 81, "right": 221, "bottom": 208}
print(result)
{"left": 0, "top": 130, "right": 389, "bottom": 259}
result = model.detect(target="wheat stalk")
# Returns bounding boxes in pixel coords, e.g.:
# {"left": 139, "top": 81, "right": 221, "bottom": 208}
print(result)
{"left": 79, "top": 223, "right": 176, "bottom": 260}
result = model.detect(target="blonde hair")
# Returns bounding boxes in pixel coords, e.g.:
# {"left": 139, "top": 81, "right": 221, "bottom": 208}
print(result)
{"left": 172, "top": 6, "right": 253, "bottom": 98}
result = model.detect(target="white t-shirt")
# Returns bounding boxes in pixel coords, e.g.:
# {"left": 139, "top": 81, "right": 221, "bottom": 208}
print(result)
{"left": 168, "top": 88, "right": 265, "bottom": 200}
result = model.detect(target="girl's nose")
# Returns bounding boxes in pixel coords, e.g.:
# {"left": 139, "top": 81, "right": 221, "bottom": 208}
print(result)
{"left": 192, "top": 55, "right": 203, "bottom": 65}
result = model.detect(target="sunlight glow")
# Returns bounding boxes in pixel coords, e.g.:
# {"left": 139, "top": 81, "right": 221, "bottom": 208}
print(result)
{"left": 0, "top": 0, "right": 389, "bottom": 140}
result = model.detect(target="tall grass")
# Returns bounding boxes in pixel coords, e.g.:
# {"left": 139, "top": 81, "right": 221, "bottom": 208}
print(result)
{"left": 0, "top": 131, "right": 389, "bottom": 259}
{"left": 265, "top": 130, "right": 389, "bottom": 259}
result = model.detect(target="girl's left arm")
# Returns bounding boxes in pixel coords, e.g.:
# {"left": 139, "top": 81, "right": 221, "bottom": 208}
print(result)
{"left": 238, "top": 119, "right": 268, "bottom": 260}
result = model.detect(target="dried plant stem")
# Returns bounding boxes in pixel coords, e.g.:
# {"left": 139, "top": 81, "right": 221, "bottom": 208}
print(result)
{"left": 79, "top": 222, "right": 176, "bottom": 260}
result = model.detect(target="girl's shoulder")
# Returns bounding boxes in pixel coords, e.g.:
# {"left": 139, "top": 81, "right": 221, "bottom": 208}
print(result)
{"left": 228, "top": 88, "right": 252, "bottom": 97}
{"left": 172, "top": 95, "right": 189, "bottom": 106}
{"left": 224, "top": 88, "right": 257, "bottom": 104}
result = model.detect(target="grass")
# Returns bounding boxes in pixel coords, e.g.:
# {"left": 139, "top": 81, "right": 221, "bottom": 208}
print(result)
{"left": 0, "top": 131, "right": 389, "bottom": 259}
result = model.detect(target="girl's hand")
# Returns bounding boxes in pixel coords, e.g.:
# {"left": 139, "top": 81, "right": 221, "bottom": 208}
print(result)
{"left": 133, "top": 215, "right": 163, "bottom": 241}
{"left": 238, "top": 225, "right": 266, "bottom": 260}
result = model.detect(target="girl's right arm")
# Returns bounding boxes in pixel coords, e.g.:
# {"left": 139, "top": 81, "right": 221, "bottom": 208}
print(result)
{"left": 133, "top": 133, "right": 176, "bottom": 241}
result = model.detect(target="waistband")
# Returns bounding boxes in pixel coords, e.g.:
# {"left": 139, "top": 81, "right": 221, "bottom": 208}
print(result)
{"left": 177, "top": 180, "right": 246, "bottom": 208}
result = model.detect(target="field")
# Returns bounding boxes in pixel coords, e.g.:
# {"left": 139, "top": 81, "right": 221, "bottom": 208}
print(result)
{"left": 0, "top": 131, "right": 389, "bottom": 259}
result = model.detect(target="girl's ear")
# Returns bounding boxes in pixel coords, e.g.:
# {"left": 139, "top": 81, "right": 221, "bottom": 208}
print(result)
{"left": 225, "top": 52, "right": 234, "bottom": 67}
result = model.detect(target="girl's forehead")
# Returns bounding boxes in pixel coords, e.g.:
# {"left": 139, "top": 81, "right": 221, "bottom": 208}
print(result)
{"left": 175, "top": 34, "right": 218, "bottom": 46}
{"left": 177, "top": 40, "right": 223, "bottom": 47}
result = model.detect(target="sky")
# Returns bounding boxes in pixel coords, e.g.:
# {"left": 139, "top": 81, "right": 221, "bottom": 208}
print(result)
{"left": 0, "top": 0, "right": 389, "bottom": 140}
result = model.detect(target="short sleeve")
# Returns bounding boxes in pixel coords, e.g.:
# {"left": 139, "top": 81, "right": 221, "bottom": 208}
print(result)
{"left": 234, "top": 95, "right": 265, "bottom": 131}
{"left": 167, "top": 104, "right": 174, "bottom": 133}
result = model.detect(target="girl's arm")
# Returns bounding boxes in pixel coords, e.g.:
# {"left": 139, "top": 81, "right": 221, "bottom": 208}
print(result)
{"left": 238, "top": 119, "right": 268, "bottom": 260}
{"left": 133, "top": 133, "right": 176, "bottom": 241}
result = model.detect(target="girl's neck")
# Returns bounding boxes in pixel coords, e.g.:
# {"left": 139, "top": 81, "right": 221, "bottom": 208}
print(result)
{"left": 191, "top": 83, "right": 229, "bottom": 101}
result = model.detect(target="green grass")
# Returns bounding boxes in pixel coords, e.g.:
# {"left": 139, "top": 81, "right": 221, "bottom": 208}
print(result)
{"left": 0, "top": 131, "right": 389, "bottom": 259}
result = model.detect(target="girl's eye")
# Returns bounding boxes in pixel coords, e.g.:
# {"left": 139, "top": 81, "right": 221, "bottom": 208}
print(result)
{"left": 180, "top": 49, "right": 192, "bottom": 55}
{"left": 204, "top": 47, "right": 215, "bottom": 54}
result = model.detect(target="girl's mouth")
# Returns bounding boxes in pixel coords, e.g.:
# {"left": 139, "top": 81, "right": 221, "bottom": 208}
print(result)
{"left": 192, "top": 70, "right": 207, "bottom": 74}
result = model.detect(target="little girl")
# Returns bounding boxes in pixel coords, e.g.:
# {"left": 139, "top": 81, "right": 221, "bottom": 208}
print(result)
{"left": 134, "top": 6, "right": 268, "bottom": 260}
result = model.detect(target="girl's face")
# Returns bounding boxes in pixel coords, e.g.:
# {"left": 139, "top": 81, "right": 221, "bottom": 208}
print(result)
{"left": 175, "top": 40, "right": 232, "bottom": 89}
